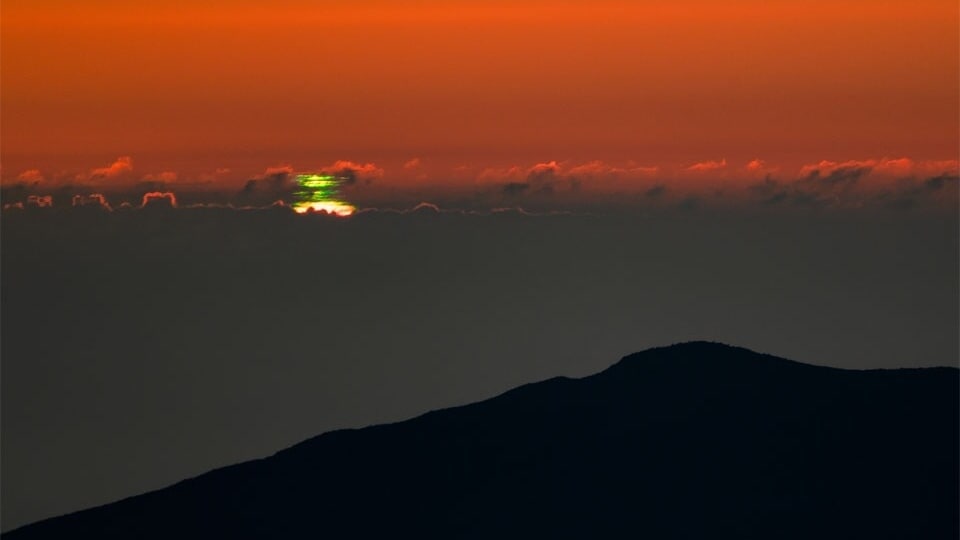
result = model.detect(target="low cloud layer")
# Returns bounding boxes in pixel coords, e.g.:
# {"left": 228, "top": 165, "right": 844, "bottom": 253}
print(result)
{"left": 3, "top": 156, "right": 957, "bottom": 214}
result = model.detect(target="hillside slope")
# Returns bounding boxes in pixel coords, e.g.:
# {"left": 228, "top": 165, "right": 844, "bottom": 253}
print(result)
{"left": 6, "top": 342, "right": 958, "bottom": 539}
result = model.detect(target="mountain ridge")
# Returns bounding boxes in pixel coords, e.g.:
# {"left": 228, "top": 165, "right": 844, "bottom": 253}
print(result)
{"left": 5, "top": 341, "right": 958, "bottom": 539}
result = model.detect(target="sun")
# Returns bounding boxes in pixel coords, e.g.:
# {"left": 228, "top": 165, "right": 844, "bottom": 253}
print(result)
{"left": 291, "top": 174, "right": 356, "bottom": 216}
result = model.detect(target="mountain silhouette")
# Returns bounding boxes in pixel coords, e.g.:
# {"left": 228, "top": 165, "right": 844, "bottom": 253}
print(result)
{"left": 4, "top": 342, "right": 958, "bottom": 539}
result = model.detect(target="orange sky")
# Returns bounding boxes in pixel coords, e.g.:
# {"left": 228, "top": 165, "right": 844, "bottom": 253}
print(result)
{"left": 2, "top": 0, "right": 958, "bottom": 189}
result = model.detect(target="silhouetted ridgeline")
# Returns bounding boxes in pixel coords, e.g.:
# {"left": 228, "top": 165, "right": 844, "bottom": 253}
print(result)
{"left": 5, "top": 342, "right": 957, "bottom": 539}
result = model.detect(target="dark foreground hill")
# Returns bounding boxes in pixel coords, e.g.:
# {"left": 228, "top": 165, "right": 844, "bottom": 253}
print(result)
{"left": 5, "top": 342, "right": 958, "bottom": 539}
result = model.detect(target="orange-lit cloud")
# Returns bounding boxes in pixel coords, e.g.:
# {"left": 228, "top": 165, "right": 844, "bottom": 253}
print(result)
{"left": 743, "top": 159, "right": 780, "bottom": 179}
{"left": 478, "top": 160, "right": 658, "bottom": 184}
{"left": 262, "top": 165, "right": 295, "bottom": 177}
{"left": 1, "top": 153, "right": 956, "bottom": 213}
{"left": 566, "top": 161, "right": 658, "bottom": 177}
{"left": 686, "top": 159, "right": 727, "bottom": 172}
{"left": 917, "top": 159, "right": 960, "bottom": 175}
{"left": 799, "top": 159, "right": 877, "bottom": 178}
{"left": 746, "top": 159, "right": 765, "bottom": 172}
{"left": 17, "top": 169, "right": 44, "bottom": 183}
{"left": 78, "top": 157, "right": 134, "bottom": 182}
{"left": 140, "top": 192, "right": 177, "bottom": 208}
{"left": 319, "top": 161, "right": 384, "bottom": 183}
{"left": 798, "top": 158, "right": 960, "bottom": 181}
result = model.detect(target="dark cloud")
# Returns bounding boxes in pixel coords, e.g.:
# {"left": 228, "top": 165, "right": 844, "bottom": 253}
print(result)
{"left": 925, "top": 173, "right": 959, "bottom": 191}
{"left": 804, "top": 165, "right": 872, "bottom": 187}
{"left": 72, "top": 194, "right": 113, "bottom": 211}
{"left": 27, "top": 195, "right": 54, "bottom": 208}
{"left": 677, "top": 195, "right": 700, "bottom": 210}
{"left": 645, "top": 185, "right": 666, "bottom": 198}
{"left": 874, "top": 174, "right": 960, "bottom": 211}
{"left": 502, "top": 182, "right": 530, "bottom": 197}
{"left": 237, "top": 166, "right": 296, "bottom": 205}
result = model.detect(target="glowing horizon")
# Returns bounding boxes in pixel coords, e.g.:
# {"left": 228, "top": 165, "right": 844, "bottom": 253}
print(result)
{"left": 2, "top": 0, "right": 956, "bottom": 185}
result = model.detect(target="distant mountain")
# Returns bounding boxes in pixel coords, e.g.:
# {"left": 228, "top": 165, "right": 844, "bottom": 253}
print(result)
{"left": 5, "top": 342, "right": 958, "bottom": 539}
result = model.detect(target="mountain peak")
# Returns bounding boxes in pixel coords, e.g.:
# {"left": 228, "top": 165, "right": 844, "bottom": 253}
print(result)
{"left": 5, "top": 344, "right": 957, "bottom": 539}
{"left": 603, "top": 341, "right": 817, "bottom": 378}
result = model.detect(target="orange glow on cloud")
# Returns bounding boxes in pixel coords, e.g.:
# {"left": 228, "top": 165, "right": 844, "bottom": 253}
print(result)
{"left": 140, "top": 192, "right": 178, "bottom": 208}
{"left": 1, "top": 0, "right": 956, "bottom": 189}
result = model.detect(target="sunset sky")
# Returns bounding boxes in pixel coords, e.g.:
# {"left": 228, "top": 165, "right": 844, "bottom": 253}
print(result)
{"left": 3, "top": 0, "right": 957, "bottom": 204}
{"left": 3, "top": 1, "right": 959, "bottom": 531}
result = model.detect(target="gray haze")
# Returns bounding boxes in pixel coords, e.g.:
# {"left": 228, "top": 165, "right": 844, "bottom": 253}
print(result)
{"left": 2, "top": 205, "right": 957, "bottom": 531}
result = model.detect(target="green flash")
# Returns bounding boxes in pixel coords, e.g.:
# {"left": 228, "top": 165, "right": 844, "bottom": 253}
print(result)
{"left": 292, "top": 173, "right": 356, "bottom": 216}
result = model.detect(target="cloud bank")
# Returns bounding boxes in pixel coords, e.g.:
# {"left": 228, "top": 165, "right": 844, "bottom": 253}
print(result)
{"left": 3, "top": 156, "right": 957, "bottom": 214}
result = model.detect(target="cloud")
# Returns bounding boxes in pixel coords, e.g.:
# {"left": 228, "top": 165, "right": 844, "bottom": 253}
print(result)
{"left": 7, "top": 155, "right": 956, "bottom": 215}
{"left": 17, "top": 169, "right": 44, "bottom": 184}
{"left": 72, "top": 193, "right": 112, "bottom": 211}
{"left": 478, "top": 166, "right": 524, "bottom": 182}
{"left": 924, "top": 173, "right": 959, "bottom": 191}
{"left": 686, "top": 158, "right": 727, "bottom": 172}
{"left": 237, "top": 161, "right": 380, "bottom": 207}
{"left": 677, "top": 195, "right": 700, "bottom": 210}
{"left": 502, "top": 182, "right": 531, "bottom": 197}
{"left": 874, "top": 174, "right": 959, "bottom": 210}
{"left": 351, "top": 202, "right": 572, "bottom": 217}
{"left": 872, "top": 158, "right": 914, "bottom": 175}
{"left": 645, "top": 185, "right": 667, "bottom": 198}
{"left": 319, "top": 160, "right": 384, "bottom": 185}
{"left": 142, "top": 171, "right": 178, "bottom": 183}
{"left": 263, "top": 165, "right": 295, "bottom": 178}
{"left": 476, "top": 162, "right": 562, "bottom": 184}
{"left": 746, "top": 158, "right": 958, "bottom": 209}
{"left": 748, "top": 174, "right": 832, "bottom": 208}
{"left": 408, "top": 202, "right": 441, "bottom": 213}
{"left": 27, "top": 195, "right": 54, "bottom": 208}
{"left": 78, "top": 157, "right": 134, "bottom": 182}
{"left": 527, "top": 161, "right": 561, "bottom": 179}
{"left": 799, "top": 158, "right": 960, "bottom": 181}
{"left": 478, "top": 160, "right": 660, "bottom": 203}
{"left": 481, "top": 160, "right": 658, "bottom": 184}
{"left": 140, "top": 192, "right": 177, "bottom": 208}
{"left": 919, "top": 159, "right": 960, "bottom": 175}
{"left": 803, "top": 165, "right": 871, "bottom": 187}
{"left": 239, "top": 165, "right": 296, "bottom": 203}
{"left": 566, "top": 161, "right": 658, "bottom": 177}
{"left": 198, "top": 167, "right": 232, "bottom": 183}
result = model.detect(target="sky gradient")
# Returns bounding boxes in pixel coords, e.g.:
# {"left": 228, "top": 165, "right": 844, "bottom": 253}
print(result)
{"left": 2, "top": 0, "right": 958, "bottom": 204}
